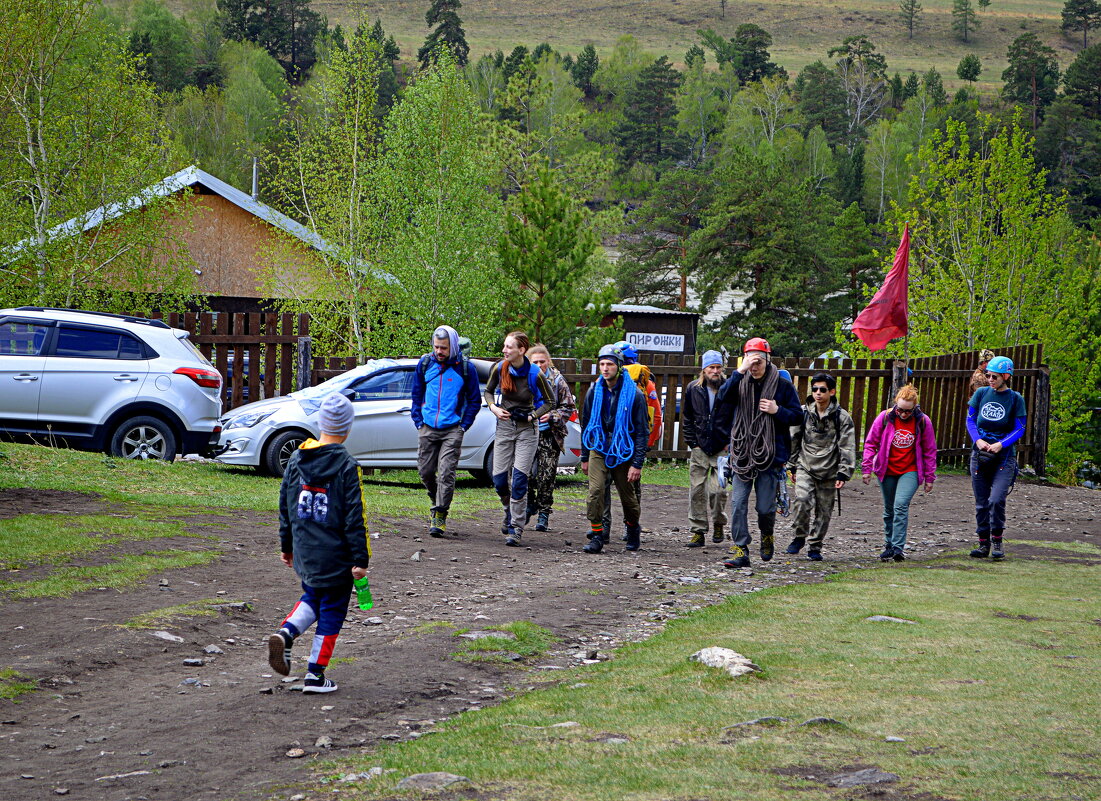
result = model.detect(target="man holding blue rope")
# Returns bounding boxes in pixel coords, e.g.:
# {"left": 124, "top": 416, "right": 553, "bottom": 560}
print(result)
{"left": 580, "top": 345, "right": 650, "bottom": 554}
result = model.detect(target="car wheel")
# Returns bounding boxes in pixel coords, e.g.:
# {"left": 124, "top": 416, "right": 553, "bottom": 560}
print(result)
{"left": 469, "top": 443, "right": 493, "bottom": 485}
{"left": 110, "top": 416, "right": 177, "bottom": 462}
{"left": 263, "top": 430, "right": 308, "bottom": 477}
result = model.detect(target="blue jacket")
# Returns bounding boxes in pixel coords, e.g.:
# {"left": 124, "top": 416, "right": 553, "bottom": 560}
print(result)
{"left": 411, "top": 355, "right": 481, "bottom": 430}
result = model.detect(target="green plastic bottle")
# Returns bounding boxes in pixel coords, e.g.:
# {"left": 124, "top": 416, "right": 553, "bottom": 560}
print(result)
{"left": 353, "top": 576, "right": 373, "bottom": 610}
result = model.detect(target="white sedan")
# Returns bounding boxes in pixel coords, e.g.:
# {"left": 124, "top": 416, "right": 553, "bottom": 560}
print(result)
{"left": 214, "top": 358, "right": 582, "bottom": 478}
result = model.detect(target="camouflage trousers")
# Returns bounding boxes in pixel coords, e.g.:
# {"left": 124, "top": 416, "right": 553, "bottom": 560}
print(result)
{"left": 790, "top": 471, "right": 838, "bottom": 550}
{"left": 530, "top": 433, "right": 561, "bottom": 514}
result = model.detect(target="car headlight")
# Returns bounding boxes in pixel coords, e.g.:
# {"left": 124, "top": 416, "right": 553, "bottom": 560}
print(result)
{"left": 223, "top": 410, "right": 274, "bottom": 430}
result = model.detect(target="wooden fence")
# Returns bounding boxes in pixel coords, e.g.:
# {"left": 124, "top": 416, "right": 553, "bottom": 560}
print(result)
{"left": 552, "top": 343, "right": 1050, "bottom": 474}
{"left": 152, "top": 312, "right": 310, "bottom": 409}
{"left": 151, "top": 312, "right": 1050, "bottom": 474}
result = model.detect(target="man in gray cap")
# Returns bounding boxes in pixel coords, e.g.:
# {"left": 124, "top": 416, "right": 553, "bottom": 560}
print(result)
{"left": 681, "top": 350, "right": 731, "bottom": 547}
{"left": 410, "top": 325, "right": 482, "bottom": 537}
{"left": 269, "top": 393, "right": 370, "bottom": 694}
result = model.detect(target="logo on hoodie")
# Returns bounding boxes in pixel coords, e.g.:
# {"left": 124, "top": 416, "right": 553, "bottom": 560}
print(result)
{"left": 297, "top": 484, "right": 329, "bottom": 522}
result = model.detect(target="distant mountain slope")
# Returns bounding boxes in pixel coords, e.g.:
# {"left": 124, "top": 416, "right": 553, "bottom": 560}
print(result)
{"left": 315, "top": 0, "right": 1077, "bottom": 87}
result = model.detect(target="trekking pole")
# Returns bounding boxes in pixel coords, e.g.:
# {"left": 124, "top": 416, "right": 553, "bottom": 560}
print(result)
{"left": 834, "top": 487, "right": 842, "bottom": 517}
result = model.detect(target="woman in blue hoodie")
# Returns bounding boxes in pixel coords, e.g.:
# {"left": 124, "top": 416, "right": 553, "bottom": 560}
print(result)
{"left": 484, "top": 331, "right": 555, "bottom": 547}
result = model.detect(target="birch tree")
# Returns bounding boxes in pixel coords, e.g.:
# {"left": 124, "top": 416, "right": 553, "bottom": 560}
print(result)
{"left": 0, "top": 0, "right": 195, "bottom": 313}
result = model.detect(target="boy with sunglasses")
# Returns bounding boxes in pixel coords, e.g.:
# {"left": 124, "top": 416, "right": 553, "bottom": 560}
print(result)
{"left": 786, "top": 373, "right": 856, "bottom": 560}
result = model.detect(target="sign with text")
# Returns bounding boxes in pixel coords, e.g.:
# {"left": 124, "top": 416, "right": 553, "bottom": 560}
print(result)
{"left": 627, "top": 332, "right": 685, "bottom": 352}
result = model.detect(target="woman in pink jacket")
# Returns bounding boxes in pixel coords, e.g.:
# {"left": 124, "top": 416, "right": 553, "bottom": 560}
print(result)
{"left": 862, "top": 386, "right": 938, "bottom": 562}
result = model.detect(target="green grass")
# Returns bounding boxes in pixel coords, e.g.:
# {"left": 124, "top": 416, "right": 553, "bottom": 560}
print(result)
{"left": 121, "top": 598, "right": 233, "bottom": 629}
{"left": 0, "top": 513, "right": 197, "bottom": 569}
{"left": 0, "top": 668, "right": 37, "bottom": 702}
{"left": 0, "top": 549, "right": 220, "bottom": 599}
{"left": 336, "top": 557, "right": 1101, "bottom": 800}
{"left": 0, "top": 442, "right": 281, "bottom": 510}
{"left": 313, "top": 0, "right": 1074, "bottom": 93}
{"left": 451, "top": 621, "right": 560, "bottom": 664}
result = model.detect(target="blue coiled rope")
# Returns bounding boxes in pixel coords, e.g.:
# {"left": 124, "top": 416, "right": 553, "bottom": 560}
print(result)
{"left": 582, "top": 374, "right": 636, "bottom": 468}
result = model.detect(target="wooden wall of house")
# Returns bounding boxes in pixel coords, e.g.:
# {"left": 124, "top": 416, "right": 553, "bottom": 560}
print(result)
{"left": 171, "top": 190, "right": 321, "bottom": 299}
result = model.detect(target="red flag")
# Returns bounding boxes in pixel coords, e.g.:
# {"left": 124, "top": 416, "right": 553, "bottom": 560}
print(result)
{"left": 852, "top": 225, "right": 909, "bottom": 351}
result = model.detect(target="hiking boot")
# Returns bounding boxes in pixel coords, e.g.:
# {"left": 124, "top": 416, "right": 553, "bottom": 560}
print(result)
{"left": 723, "top": 545, "right": 750, "bottom": 569}
{"left": 758, "top": 512, "right": 776, "bottom": 562}
{"left": 505, "top": 530, "right": 522, "bottom": 547}
{"left": 760, "top": 538, "right": 774, "bottom": 562}
{"left": 785, "top": 537, "right": 805, "bottom": 555}
{"left": 892, "top": 548, "right": 906, "bottom": 562}
{"left": 970, "top": 540, "right": 991, "bottom": 558}
{"left": 991, "top": 538, "right": 1004, "bottom": 560}
{"left": 267, "top": 629, "right": 292, "bottom": 676}
{"left": 525, "top": 503, "right": 536, "bottom": 527}
{"left": 302, "top": 672, "right": 338, "bottom": 694}
{"left": 686, "top": 531, "right": 706, "bottom": 548}
{"left": 583, "top": 534, "right": 604, "bottom": 554}
{"left": 625, "top": 524, "right": 641, "bottom": 551}
{"left": 535, "top": 511, "right": 550, "bottom": 532}
{"left": 711, "top": 526, "right": 724, "bottom": 544}
{"left": 879, "top": 546, "right": 894, "bottom": 561}
{"left": 807, "top": 549, "right": 823, "bottom": 561}
{"left": 429, "top": 511, "right": 446, "bottom": 538}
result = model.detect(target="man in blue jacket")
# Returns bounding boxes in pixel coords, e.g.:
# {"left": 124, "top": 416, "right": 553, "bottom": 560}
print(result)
{"left": 713, "top": 337, "right": 803, "bottom": 568}
{"left": 411, "top": 325, "right": 481, "bottom": 537}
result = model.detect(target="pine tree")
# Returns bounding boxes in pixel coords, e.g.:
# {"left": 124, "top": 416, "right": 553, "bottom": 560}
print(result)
{"left": 418, "top": 0, "right": 469, "bottom": 68}
{"left": 499, "top": 168, "right": 607, "bottom": 349}
{"left": 899, "top": 0, "right": 922, "bottom": 40}
{"left": 615, "top": 56, "right": 683, "bottom": 166}
{"left": 1062, "top": 0, "right": 1101, "bottom": 48}
{"left": 922, "top": 68, "right": 947, "bottom": 106}
{"left": 957, "top": 54, "right": 983, "bottom": 84}
{"left": 952, "top": 0, "right": 980, "bottom": 43}
{"left": 1002, "top": 32, "right": 1061, "bottom": 129}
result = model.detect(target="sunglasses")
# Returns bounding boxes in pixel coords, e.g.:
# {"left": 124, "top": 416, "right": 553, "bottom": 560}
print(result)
{"left": 811, "top": 387, "right": 830, "bottom": 393}
{"left": 895, "top": 406, "right": 915, "bottom": 416}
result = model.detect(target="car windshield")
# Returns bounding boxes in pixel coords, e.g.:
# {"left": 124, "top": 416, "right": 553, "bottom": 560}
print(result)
{"left": 291, "top": 359, "right": 400, "bottom": 414}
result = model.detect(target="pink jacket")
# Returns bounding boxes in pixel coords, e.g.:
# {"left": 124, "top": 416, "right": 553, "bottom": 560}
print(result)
{"left": 862, "top": 408, "right": 938, "bottom": 484}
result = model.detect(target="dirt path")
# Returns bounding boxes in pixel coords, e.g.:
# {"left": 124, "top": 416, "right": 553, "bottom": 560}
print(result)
{"left": 1, "top": 476, "right": 1098, "bottom": 801}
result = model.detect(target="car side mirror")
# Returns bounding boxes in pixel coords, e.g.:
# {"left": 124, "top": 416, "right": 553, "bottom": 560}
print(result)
{"left": 341, "top": 388, "right": 357, "bottom": 401}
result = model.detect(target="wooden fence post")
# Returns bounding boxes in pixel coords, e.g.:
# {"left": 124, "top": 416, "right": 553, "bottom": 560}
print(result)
{"left": 1033, "top": 366, "right": 1051, "bottom": 476}
{"left": 296, "top": 336, "right": 312, "bottom": 391}
{"left": 891, "top": 359, "right": 908, "bottom": 398}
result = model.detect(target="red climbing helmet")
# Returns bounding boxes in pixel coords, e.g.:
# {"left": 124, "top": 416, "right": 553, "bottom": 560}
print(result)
{"left": 744, "top": 337, "right": 771, "bottom": 354}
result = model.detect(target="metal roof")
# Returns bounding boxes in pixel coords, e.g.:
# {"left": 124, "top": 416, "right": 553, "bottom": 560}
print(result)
{"left": 611, "top": 303, "right": 699, "bottom": 317}
{"left": 5, "top": 165, "right": 398, "bottom": 283}
{"left": 5, "top": 165, "right": 338, "bottom": 258}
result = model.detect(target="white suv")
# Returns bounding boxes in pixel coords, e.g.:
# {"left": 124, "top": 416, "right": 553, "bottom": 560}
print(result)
{"left": 0, "top": 307, "right": 223, "bottom": 460}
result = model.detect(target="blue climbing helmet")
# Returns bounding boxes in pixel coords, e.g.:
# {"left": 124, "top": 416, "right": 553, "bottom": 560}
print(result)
{"left": 986, "top": 356, "right": 1013, "bottom": 375}
{"left": 612, "top": 340, "right": 639, "bottom": 364}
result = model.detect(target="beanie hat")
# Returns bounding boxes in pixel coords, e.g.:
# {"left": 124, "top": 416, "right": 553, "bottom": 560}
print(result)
{"left": 701, "top": 350, "right": 723, "bottom": 368}
{"left": 318, "top": 393, "right": 354, "bottom": 437}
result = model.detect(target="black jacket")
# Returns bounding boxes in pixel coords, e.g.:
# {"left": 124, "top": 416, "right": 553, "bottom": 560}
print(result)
{"left": 714, "top": 369, "right": 803, "bottom": 467}
{"left": 279, "top": 441, "right": 371, "bottom": 588}
{"left": 579, "top": 372, "right": 650, "bottom": 469}
{"left": 682, "top": 380, "right": 732, "bottom": 456}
